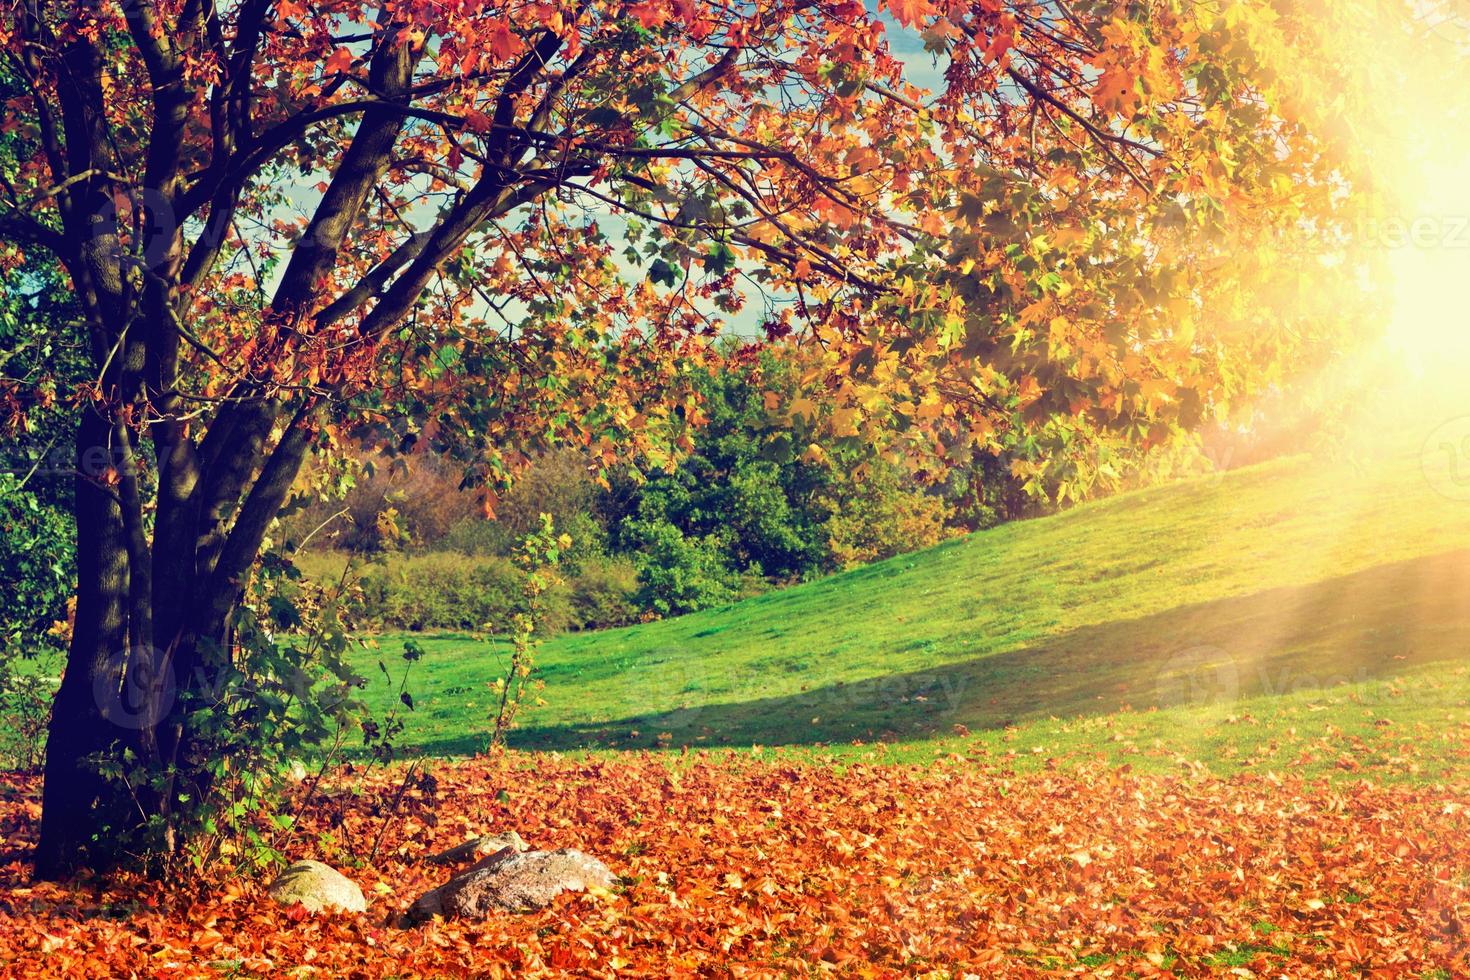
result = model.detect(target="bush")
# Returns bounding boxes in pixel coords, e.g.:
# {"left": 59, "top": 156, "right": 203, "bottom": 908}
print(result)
{"left": 279, "top": 453, "right": 480, "bottom": 553}
{"left": 0, "top": 475, "right": 71, "bottom": 771}
{"left": 361, "top": 553, "right": 519, "bottom": 631}
{"left": 0, "top": 473, "right": 74, "bottom": 659}
{"left": 440, "top": 508, "right": 608, "bottom": 570}
{"left": 489, "top": 449, "right": 599, "bottom": 541}
{"left": 0, "top": 665, "right": 53, "bottom": 771}
{"left": 627, "top": 520, "right": 740, "bottom": 617}
{"left": 820, "top": 464, "right": 955, "bottom": 568}
{"left": 606, "top": 354, "right": 828, "bottom": 585}
{"left": 301, "top": 551, "right": 575, "bottom": 635}
{"left": 566, "top": 556, "right": 640, "bottom": 629}
{"left": 438, "top": 516, "right": 515, "bottom": 557}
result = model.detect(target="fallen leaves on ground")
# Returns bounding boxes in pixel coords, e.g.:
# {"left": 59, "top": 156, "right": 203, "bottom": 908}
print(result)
{"left": 0, "top": 755, "right": 1465, "bottom": 976}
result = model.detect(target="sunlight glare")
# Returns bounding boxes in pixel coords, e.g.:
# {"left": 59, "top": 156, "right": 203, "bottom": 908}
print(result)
{"left": 1384, "top": 156, "right": 1470, "bottom": 374}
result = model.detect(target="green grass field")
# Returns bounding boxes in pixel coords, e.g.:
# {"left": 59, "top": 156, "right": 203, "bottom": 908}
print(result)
{"left": 348, "top": 423, "right": 1470, "bottom": 781}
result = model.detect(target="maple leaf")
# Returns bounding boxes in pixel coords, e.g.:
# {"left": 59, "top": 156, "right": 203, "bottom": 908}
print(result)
{"left": 886, "top": 0, "right": 935, "bottom": 28}
{"left": 275, "top": 0, "right": 305, "bottom": 23}
{"left": 629, "top": 2, "right": 673, "bottom": 31}
{"left": 484, "top": 20, "right": 523, "bottom": 61}
{"left": 1092, "top": 62, "right": 1141, "bottom": 116}
{"left": 322, "top": 47, "right": 353, "bottom": 75}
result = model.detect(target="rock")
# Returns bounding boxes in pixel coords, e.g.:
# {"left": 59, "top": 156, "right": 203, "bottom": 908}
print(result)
{"left": 426, "top": 831, "right": 530, "bottom": 866}
{"left": 409, "top": 848, "right": 616, "bottom": 921}
{"left": 267, "top": 860, "right": 367, "bottom": 914}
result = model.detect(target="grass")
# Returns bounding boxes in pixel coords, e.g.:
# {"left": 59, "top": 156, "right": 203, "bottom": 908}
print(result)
{"left": 345, "top": 421, "right": 1470, "bottom": 780}
{"left": 9, "top": 423, "right": 1453, "bottom": 780}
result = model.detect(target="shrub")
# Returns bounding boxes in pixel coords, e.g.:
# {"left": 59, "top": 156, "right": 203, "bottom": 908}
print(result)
{"left": 489, "top": 449, "right": 599, "bottom": 541}
{"left": 627, "top": 520, "right": 740, "bottom": 617}
{"left": 0, "top": 473, "right": 74, "bottom": 659}
{"left": 438, "top": 516, "right": 515, "bottom": 557}
{"left": 279, "top": 453, "right": 480, "bottom": 553}
{"left": 488, "top": 514, "right": 568, "bottom": 748}
{"left": 820, "top": 464, "right": 955, "bottom": 569}
{"left": 440, "top": 507, "right": 608, "bottom": 568}
{"left": 359, "top": 553, "right": 523, "bottom": 631}
{"left": 566, "top": 556, "right": 641, "bottom": 629}
{"left": 301, "top": 551, "right": 575, "bottom": 635}
{"left": 0, "top": 475, "right": 71, "bottom": 771}
{"left": 0, "top": 665, "right": 52, "bottom": 771}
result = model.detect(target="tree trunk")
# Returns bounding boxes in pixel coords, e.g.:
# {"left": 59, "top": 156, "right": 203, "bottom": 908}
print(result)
{"left": 33, "top": 410, "right": 137, "bottom": 878}
{"left": 33, "top": 399, "right": 315, "bottom": 879}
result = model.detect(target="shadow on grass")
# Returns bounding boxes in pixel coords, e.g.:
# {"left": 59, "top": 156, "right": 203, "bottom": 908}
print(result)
{"left": 411, "top": 549, "right": 1470, "bottom": 755}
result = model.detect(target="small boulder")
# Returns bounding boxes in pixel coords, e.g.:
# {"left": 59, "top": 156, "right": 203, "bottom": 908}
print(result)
{"left": 409, "top": 848, "right": 615, "bottom": 921}
{"left": 427, "top": 831, "right": 529, "bottom": 866}
{"left": 267, "top": 860, "right": 367, "bottom": 914}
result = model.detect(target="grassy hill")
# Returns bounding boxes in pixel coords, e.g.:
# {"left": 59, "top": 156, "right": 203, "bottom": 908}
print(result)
{"left": 352, "top": 431, "right": 1470, "bottom": 779}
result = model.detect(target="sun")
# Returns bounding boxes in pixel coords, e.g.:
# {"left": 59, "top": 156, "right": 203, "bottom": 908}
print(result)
{"left": 1382, "top": 157, "right": 1470, "bottom": 373}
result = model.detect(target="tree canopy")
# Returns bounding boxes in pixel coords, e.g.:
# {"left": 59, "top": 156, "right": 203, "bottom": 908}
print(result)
{"left": 0, "top": 0, "right": 1390, "bottom": 875}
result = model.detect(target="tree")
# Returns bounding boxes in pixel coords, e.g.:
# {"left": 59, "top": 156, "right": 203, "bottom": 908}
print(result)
{"left": 0, "top": 0, "right": 1377, "bottom": 876}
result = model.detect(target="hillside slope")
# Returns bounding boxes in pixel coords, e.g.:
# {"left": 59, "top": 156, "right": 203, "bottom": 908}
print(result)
{"left": 360, "top": 433, "right": 1470, "bottom": 772}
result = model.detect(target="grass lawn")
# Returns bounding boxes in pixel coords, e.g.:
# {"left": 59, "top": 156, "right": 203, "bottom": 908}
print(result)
{"left": 347, "top": 424, "right": 1470, "bottom": 781}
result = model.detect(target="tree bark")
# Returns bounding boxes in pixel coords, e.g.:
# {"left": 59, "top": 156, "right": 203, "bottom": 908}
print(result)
{"left": 33, "top": 410, "right": 136, "bottom": 878}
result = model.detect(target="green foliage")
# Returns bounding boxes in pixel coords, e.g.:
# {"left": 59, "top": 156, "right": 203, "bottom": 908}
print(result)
{"left": 0, "top": 664, "right": 52, "bottom": 772}
{"left": 296, "top": 546, "right": 650, "bottom": 635}
{"left": 566, "top": 555, "right": 641, "bottom": 630}
{"left": 289, "top": 349, "right": 993, "bottom": 625}
{"left": 0, "top": 474, "right": 72, "bottom": 771}
{"left": 0, "top": 473, "right": 73, "bottom": 660}
{"left": 624, "top": 519, "right": 741, "bottom": 617}
{"left": 818, "top": 463, "right": 953, "bottom": 568}
{"left": 608, "top": 348, "right": 965, "bottom": 610}
{"left": 489, "top": 514, "right": 567, "bottom": 748}
{"left": 609, "top": 352, "right": 829, "bottom": 587}
{"left": 356, "top": 552, "right": 537, "bottom": 632}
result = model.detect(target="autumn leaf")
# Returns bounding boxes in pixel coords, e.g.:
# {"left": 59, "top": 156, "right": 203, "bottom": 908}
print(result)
{"left": 1097, "top": 68, "right": 1138, "bottom": 115}
{"left": 322, "top": 47, "right": 353, "bottom": 76}
{"left": 485, "top": 20, "right": 523, "bottom": 61}
{"left": 885, "top": 0, "right": 935, "bottom": 29}
{"left": 629, "top": 2, "right": 672, "bottom": 31}
{"left": 0, "top": 754, "right": 1465, "bottom": 975}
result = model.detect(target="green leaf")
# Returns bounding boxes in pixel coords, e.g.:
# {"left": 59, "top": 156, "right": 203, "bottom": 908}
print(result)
{"left": 703, "top": 242, "right": 735, "bottom": 277}
{"left": 649, "top": 258, "right": 680, "bottom": 287}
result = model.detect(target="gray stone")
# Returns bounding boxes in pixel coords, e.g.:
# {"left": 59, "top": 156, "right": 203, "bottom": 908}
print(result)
{"left": 409, "top": 848, "right": 616, "bottom": 921}
{"left": 426, "top": 831, "right": 530, "bottom": 866}
{"left": 267, "top": 859, "right": 367, "bottom": 914}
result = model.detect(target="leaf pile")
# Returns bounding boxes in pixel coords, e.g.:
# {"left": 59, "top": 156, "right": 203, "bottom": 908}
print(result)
{"left": 0, "top": 755, "right": 1466, "bottom": 976}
